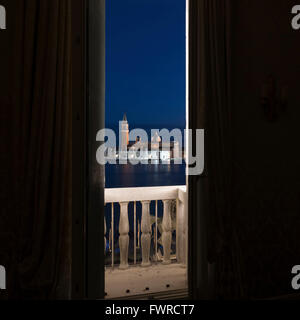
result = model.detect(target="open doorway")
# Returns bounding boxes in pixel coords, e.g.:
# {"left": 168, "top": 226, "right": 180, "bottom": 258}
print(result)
{"left": 103, "top": 0, "right": 189, "bottom": 299}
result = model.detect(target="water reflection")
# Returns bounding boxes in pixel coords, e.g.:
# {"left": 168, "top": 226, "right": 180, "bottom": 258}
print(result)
{"left": 105, "top": 162, "right": 186, "bottom": 188}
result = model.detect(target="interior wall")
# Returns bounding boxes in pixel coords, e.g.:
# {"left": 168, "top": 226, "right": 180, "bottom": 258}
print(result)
{"left": 232, "top": 0, "right": 300, "bottom": 298}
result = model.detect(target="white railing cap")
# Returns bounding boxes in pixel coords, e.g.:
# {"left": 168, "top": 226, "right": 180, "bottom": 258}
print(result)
{"left": 105, "top": 186, "right": 186, "bottom": 204}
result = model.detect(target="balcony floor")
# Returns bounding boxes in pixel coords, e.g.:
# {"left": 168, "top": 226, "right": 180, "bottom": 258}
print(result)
{"left": 105, "top": 263, "right": 187, "bottom": 299}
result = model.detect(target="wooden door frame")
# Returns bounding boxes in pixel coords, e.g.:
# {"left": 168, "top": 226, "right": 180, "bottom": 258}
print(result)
{"left": 71, "top": 0, "right": 205, "bottom": 300}
{"left": 72, "top": 0, "right": 105, "bottom": 300}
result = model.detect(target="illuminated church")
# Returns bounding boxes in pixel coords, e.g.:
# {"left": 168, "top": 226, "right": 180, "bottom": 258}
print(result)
{"left": 119, "top": 114, "right": 181, "bottom": 161}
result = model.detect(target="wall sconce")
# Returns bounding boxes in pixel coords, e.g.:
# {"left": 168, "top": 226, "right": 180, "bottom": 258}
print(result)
{"left": 260, "top": 75, "right": 288, "bottom": 122}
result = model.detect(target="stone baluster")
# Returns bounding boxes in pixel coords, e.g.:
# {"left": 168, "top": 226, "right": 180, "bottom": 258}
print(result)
{"left": 162, "top": 200, "right": 172, "bottom": 264}
{"left": 176, "top": 198, "right": 187, "bottom": 266}
{"left": 141, "top": 201, "right": 151, "bottom": 267}
{"left": 104, "top": 216, "right": 106, "bottom": 254}
{"left": 119, "top": 202, "right": 129, "bottom": 269}
{"left": 182, "top": 198, "right": 188, "bottom": 268}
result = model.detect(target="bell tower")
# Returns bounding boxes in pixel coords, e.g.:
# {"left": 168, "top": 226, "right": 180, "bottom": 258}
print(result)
{"left": 120, "top": 113, "right": 129, "bottom": 151}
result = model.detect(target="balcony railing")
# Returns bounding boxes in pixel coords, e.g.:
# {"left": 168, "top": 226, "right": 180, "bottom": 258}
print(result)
{"left": 104, "top": 186, "right": 188, "bottom": 270}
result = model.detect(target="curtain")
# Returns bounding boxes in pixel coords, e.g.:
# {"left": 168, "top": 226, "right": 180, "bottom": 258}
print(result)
{"left": 189, "top": 0, "right": 244, "bottom": 299}
{"left": 8, "top": 0, "right": 72, "bottom": 299}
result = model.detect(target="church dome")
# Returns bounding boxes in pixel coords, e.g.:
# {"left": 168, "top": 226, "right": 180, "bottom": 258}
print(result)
{"left": 151, "top": 132, "right": 161, "bottom": 143}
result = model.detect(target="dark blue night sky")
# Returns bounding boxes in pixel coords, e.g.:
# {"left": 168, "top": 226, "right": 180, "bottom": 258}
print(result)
{"left": 106, "top": 0, "right": 186, "bottom": 128}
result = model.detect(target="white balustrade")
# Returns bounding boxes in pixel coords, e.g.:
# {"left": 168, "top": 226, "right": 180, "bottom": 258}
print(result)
{"left": 104, "top": 216, "right": 106, "bottom": 254}
{"left": 119, "top": 202, "right": 129, "bottom": 269}
{"left": 177, "top": 188, "right": 188, "bottom": 266}
{"left": 162, "top": 200, "right": 172, "bottom": 264}
{"left": 105, "top": 186, "right": 187, "bottom": 269}
{"left": 141, "top": 201, "right": 151, "bottom": 267}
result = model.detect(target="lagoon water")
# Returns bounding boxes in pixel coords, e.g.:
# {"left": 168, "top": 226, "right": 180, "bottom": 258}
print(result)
{"left": 105, "top": 162, "right": 186, "bottom": 188}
